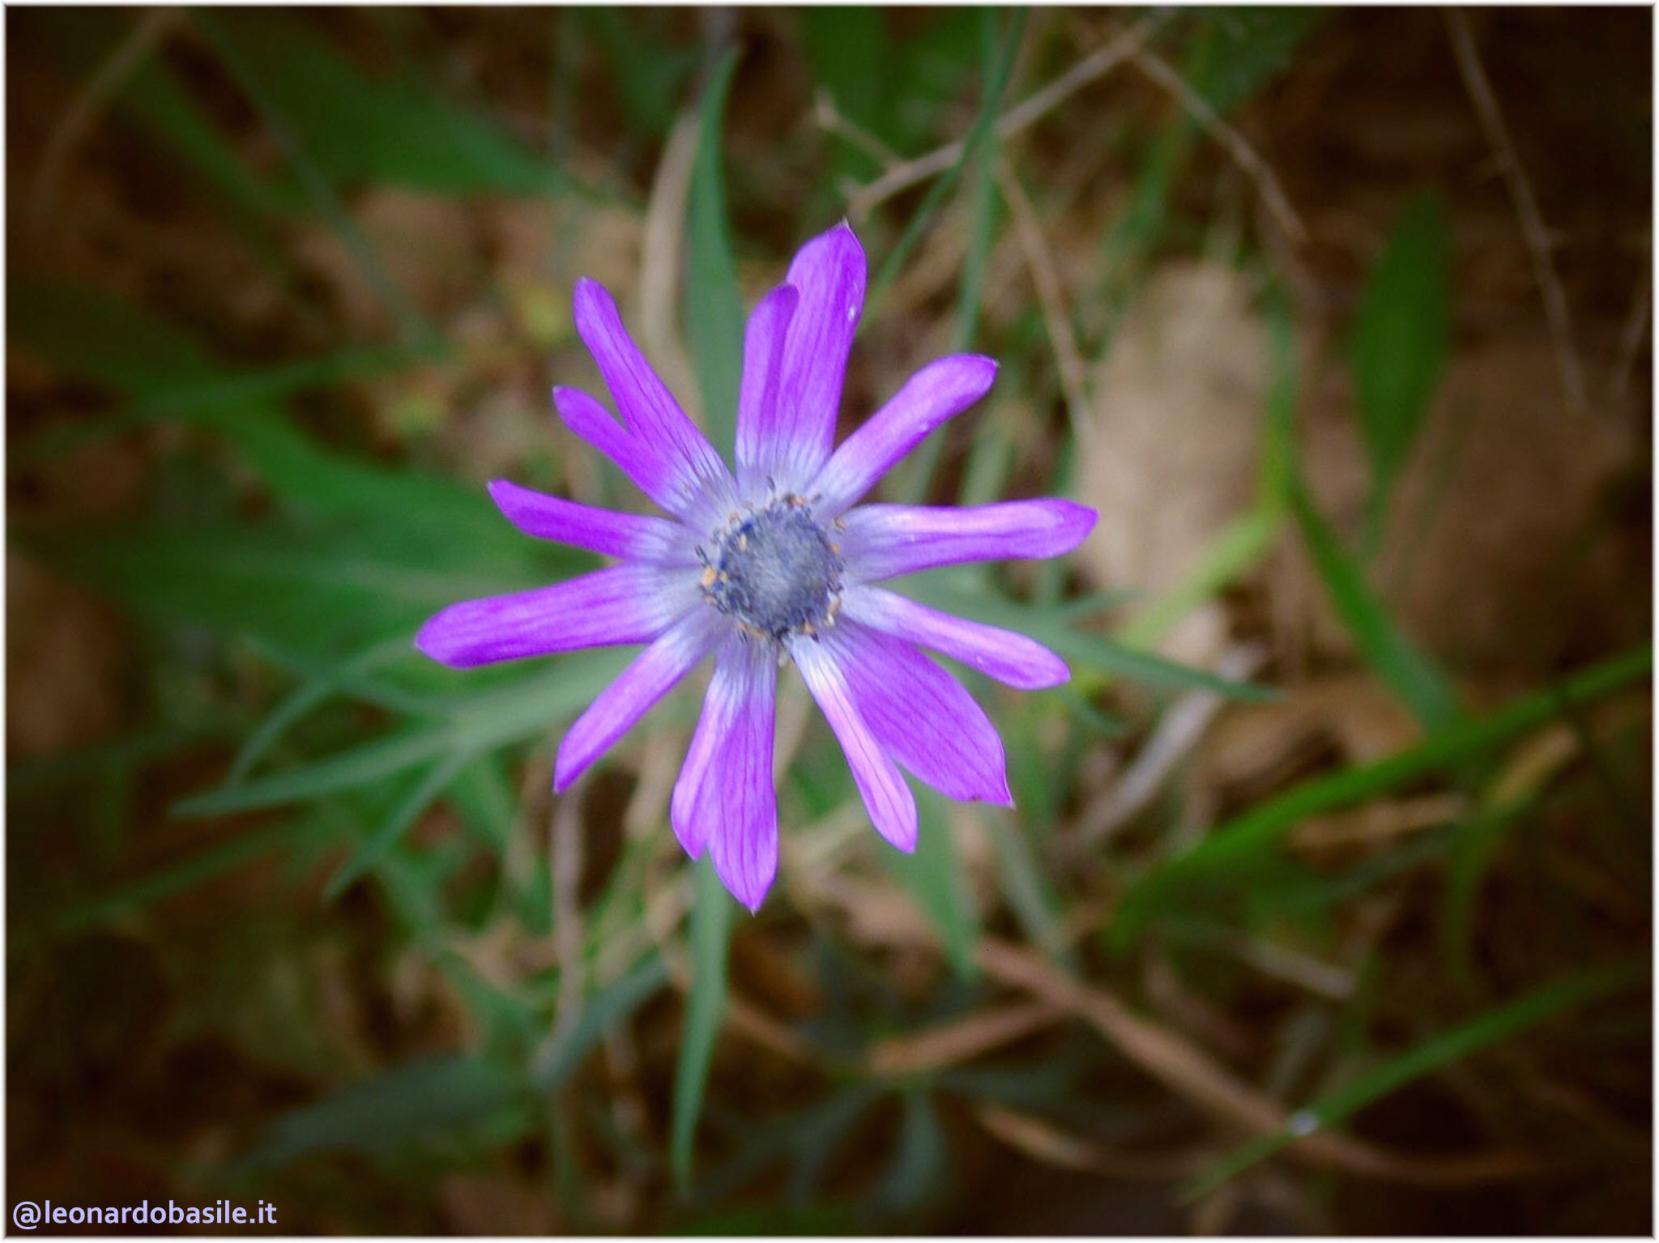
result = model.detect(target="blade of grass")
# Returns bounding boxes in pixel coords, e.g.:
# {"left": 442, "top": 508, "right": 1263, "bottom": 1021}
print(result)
{"left": 193, "top": 11, "right": 437, "bottom": 348}
{"left": 1351, "top": 192, "right": 1451, "bottom": 547}
{"left": 175, "top": 652, "right": 628, "bottom": 816}
{"left": 1290, "top": 471, "right": 1461, "bottom": 730}
{"left": 1112, "top": 645, "right": 1652, "bottom": 944}
{"left": 882, "top": 788, "right": 979, "bottom": 979}
{"left": 1181, "top": 959, "right": 1644, "bottom": 1199}
{"left": 671, "top": 856, "right": 736, "bottom": 1195}
{"left": 683, "top": 48, "right": 744, "bottom": 455}
{"left": 324, "top": 752, "right": 471, "bottom": 898}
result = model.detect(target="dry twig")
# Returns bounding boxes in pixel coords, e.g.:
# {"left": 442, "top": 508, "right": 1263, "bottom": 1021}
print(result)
{"left": 849, "top": 15, "right": 1161, "bottom": 218}
{"left": 30, "top": 9, "right": 184, "bottom": 240}
{"left": 996, "top": 157, "right": 1092, "bottom": 437}
{"left": 976, "top": 938, "right": 1543, "bottom": 1186}
{"left": 1445, "top": 10, "right": 1589, "bottom": 419}
{"left": 1128, "top": 47, "right": 1308, "bottom": 245}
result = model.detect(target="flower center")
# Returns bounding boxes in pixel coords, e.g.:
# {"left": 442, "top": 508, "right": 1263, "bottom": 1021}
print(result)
{"left": 702, "top": 495, "right": 844, "bottom": 640}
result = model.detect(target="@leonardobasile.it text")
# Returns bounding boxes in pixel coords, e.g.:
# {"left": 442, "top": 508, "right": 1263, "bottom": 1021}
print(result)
{"left": 11, "top": 1198, "right": 278, "bottom": 1230}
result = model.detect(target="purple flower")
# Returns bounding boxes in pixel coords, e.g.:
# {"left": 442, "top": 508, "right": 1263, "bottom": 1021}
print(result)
{"left": 416, "top": 223, "right": 1096, "bottom": 910}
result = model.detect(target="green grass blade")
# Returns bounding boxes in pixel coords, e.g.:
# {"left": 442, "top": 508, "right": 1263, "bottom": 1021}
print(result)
{"left": 533, "top": 953, "right": 672, "bottom": 1091}
{"left": 1112, "top": 645, "right": 1652, "bottom": 944}
{"left": 1290, "top": 473, "right": 1460, "bottom": 730}
{"left": 176, "top": 652, "right": 628, "bottom": 816}
{"left": 1350, "top": 192, "right": 1451, "bottom": 530}
{"left": 239, "top": 1055, "right": 523, "bottom": 1171}
{"left": 671, "top": 856, "right": 736, "bottom": 1195}
{"left": 1182, "top": 959, "right": 1645, "bottom": 1199}
{"left": 683, "top": 49, "right": 745, "bottom": 455}
{"left": 882, "top": 788, "right": 979, "bottom": 979}
{"left": 324, "top": 753, "right": 471, "bottom": 898}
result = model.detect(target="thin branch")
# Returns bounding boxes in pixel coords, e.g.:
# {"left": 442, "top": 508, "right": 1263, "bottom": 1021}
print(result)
{"left": 29, "top": 9, "right": 184, "bottom": 240}
{"left": 849, "top": 14, "right": 1163, "bottom": 218}
{"left": 976, "top": 938, "right": 1544, "bottom": 1186}
{"left": 1445, "top": 10, "right": 1589, "bottom": 419}
{"left": 1129, "top": 47, "right": 1308, "bottom": 246}
{"left": 996, "top": 155, "right": 1092, "bottom": 439}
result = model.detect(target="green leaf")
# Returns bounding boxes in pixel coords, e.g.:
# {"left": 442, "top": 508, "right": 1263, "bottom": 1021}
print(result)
{"left": 324, "top": 752, "right": 472, "bottom": 898}
{"left": 683, "top": 49, "right": 745, "bottom": 456}
{"left": 1290, "top": 474, "right": 1460, "bottom": 730}
{"left": 871, "top": 1090, "right": 948, "bottom": 1223}
{"left": 533, "top": 953, "right": 672, "bottom": 1091}
{"left": 1351, "top": 192, "right": 1451, "bottom": 519}
{"left": 672, "top": 856, "right": 737, "bottom": 1194}
{"left": 176, "top": 653, "right": 629, "bottom": 816}
{"left": 1182, "top": 959, "right": 1644, "bottom": 1198}
{"left": 1112, "top": 645, "right": 1653, "bottom": 944}
{"left": 205, "top": 10, "right": 571, "bottom": 196}
{"left": 239, "top": 1055, "right": 524, "bottom": 1170}
{"left": 882, "top": 788, "right": 978, "bottom": 979}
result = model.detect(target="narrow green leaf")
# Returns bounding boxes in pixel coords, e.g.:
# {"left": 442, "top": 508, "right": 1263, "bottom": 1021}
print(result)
{"left": 533, "top": 953, "right": 672, "bottom": 1091}
{"left": 239, "top": 1055, "right": 523, "bottom": 1171}
{"left": 882, "top": 788, "right": 978, "bottom": 979}
{"left": 683, "top": 49, "right": 745, "bottom": 455}
{"left": 176, "top": 652, "right": 628, "bottom": 816}
{"left": 324, "top": 752, "right": 471, "bottom": 898}
{"left": 1351, "top": 192, "right": 1451, "bottom": 521}
{"left": 672, "top": 857, "right": 736, "bottom": 1194}
{"left": 1290, "top": 473, "right": 1460, "bottom": 730}
{"left": 1182, "top": 960, "right": 1644, "bottom": 1199}
{"left": 1112, "top": 646, "right": 1652, "bottom": 943}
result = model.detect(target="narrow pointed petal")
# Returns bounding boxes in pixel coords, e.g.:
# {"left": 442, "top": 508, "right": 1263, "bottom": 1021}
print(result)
{"left": 415, "top": 565, "right": 698, "bottom": 668}
{"left": 554, "top": 607, "right": 723, "bottom": 791}
{"left": 553, "top": 385, "right": 694, "bottom": 518}
{"left": 734, "top": 283, "right": 800, "bottom": 496}
{"left": 759, "top": 223, "right": 866, "bottom": 490}
{"left": 809, "top": 355, "right": 998, "bottom": 515}
{"left": 792, "top": 634, "right": 917, "bottom": 852}
{"left": 571, "top": 279, "right": 736, "bottom": 517}
{"left": 839, "top": 583, "right": 1069, "bottom": 689}
{"left": 703, "top": 647, "right": 780, "bottom": 911}
{"left": 840, "top": 499, "right": 1097, "bottom": 582}
{"left": 824, "top": 621, "right": 1012, "bottom": 806}
{"left": 488, "top": 480, "right": 696, "bottom": 565}
{"left": 670, "top": 635, "right": 776, "bottom": 862}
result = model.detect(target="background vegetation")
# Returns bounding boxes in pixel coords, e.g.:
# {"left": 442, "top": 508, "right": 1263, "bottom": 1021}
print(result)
{"left": 8, "top": 7, "right": 1651, "bottom": 1233}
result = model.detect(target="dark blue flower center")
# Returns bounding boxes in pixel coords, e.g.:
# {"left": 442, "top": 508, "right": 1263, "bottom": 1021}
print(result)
{"left": 704, "top": 497, "right": 843, "bottom": 640}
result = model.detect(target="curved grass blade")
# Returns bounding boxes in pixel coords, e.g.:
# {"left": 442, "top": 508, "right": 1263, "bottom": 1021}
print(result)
{"left": 1181, "top": 959, "right": 1644, "bottom": 1199}
{"left": 1290, "top": 472, "right": 1459, "bottom": 730}
{"left": 672, "top": 857, "right": 736, "bottom": 1195}
{"left": 1112, "top": 645, "right": 1652, "bottom": 945}
{"left": 324, "top": 752, "right": 471, "bottom": 898}
{"left": 683, "top": 47, "right": 744, "bottom": 453}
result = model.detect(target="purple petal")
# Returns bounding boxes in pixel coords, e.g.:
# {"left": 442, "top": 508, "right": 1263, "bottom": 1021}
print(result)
{"left": 759, "top": 223, "right": 866, "bottom": 490}
{"left": 839, "top": 584, "right": 1069, "bottom": 689}
{"left": 791, "top": 634, "right": 917, "bottom": 852}
{"left": 809, "top": 355, "right": 998, "bottom": 515}
{"left": 825, "top": 621, "right": 1012, "bottom": 806}
{"left": 840, "top": 499, "right": 1097, "bottom": 582}
{"left": 734, "top": 283, "right": 800, "bottom": 496}
{"left": 488, "top": 480, "right": 695, "bottom": 564}
{"left": 571, "top": 279, "right": 736, "bottom": 518}
{"left": 416, "top": 565, "right": 698, "bottom": 668}
{"left": 553, "top": 385, "right": 697, "bottom": 519}
{"left": 554, "top": 606, "right": 723, "bottom": 791}
{"left": 670, "top": 635, "right": 776, "bottom": 862}
{"left": 702, "top": 644, "right": 780, "bottom": 911}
